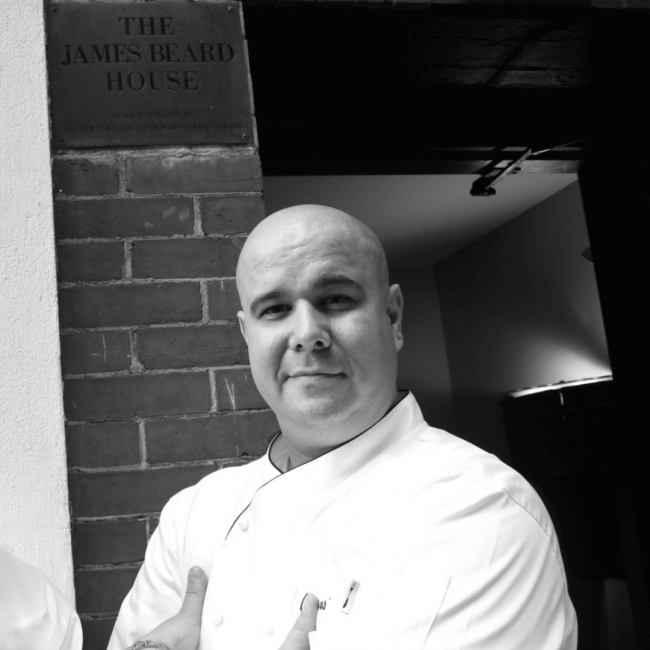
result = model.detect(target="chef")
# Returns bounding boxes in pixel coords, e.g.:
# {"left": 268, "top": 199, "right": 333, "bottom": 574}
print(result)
{"left": 109, "top": 205, "right": 577, "bottom": 650}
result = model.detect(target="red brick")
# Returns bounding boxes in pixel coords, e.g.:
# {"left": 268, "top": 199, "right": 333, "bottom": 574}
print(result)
{"left": 75, "top": 567, "right": 139, "bottom": 614}
{"left": 126, "top": 155, "right": 262, "bottom": 194}
{"left": 149, "top": 517, "right": 159, "bottom": 536}
{"left": 61, "top": 331, "right": 131, "bottom": 375}
{"left": 80, "top": 617, "right": 116, "bottom": 650}
{"left": 146, "top": 411, "right": 278, "bottom": 464}
{"left": 67, "top": 421, "right": 140, "bottom": 467}
{"left": 201, "top": 195, "right": 265, "bottom": 234}
{"left": 207, "top": 279, "right": 242, "bottom": 320}
{"left": 64, "top": 372, "right": 211, "bottom": 420}
{"left": 73, "top": 519, "right": 147, "bottom": 565}
{"left": 215, "top": 368, "right": 268, "bottom": 411}
{"left": 138, "top": 324, "right": 248, "bottom": 369}
{"left": 69, "top": 465, "right": 218, "bottom": 517}
{"left": 58, "top": 283, "right": 201, "bottom": 328}
{"left": 57, "top": 242, "right": 124, "bottom": 283}
{"left": 55, "top": 198, "right": 194, "bottom": 239}
{"left": 53, "top": 157, "right": 119, "bottom": 196}
{"left": 132, "top": 238, "right": 244, "bottom": 279}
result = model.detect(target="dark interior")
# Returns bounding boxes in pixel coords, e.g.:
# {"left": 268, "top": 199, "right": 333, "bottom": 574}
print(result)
{"left": 244, "top": 5, "right": 650, "bottom": 647}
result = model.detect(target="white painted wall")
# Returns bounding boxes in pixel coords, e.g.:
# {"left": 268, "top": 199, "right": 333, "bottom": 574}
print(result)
{"left": 436, "top": 182, "right": 611, "bottom": 461}
{"left": 0, "top": 2, "right": 75, "bottom": 603}
{"left": 263, "top": 174, "right": 576, "bottom": 267}
{"left": 392, "top": 268, "right": 457, "bottom": 434}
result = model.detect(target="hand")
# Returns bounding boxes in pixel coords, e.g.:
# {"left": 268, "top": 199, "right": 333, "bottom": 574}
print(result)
{"left": 278, "top": 593, "right": 319, "bottom": 650}
{"left": 133, "top": 572, "right": 317, "bottom": 650}
{"left": 135, "top": 565, "right": 208, "bottom": 650}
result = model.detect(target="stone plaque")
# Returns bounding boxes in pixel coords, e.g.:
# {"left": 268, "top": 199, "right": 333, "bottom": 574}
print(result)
{"left": 47, "top": 3, "right": 253, "bottom": 147}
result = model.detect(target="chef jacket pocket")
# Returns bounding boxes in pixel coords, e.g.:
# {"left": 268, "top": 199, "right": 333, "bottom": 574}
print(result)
{"left": 313, "top": 566, "right": 450, "bottom": 650}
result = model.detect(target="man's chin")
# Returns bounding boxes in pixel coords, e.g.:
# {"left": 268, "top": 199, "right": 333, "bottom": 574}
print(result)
{"left": 283, "top": 389, "right": 354, "bottom": 422}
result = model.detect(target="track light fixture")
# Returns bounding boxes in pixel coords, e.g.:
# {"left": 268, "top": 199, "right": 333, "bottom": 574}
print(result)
{"left": 470, "top": 139, "right": 589, "bottom": 197}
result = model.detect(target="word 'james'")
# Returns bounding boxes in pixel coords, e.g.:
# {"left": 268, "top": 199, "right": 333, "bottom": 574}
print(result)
{"left": 61, "top": 43, "right": 234, "bottom": 67}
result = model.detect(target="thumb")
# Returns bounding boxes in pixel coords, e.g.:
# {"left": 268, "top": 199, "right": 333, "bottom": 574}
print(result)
{"left": 177, "top": 566, "right": 208, "bottom": 623}
{"left": 294, "top": 594, "right": 319, "bottom": 634}
{"left": 278, "top": 593, "right": 319, "bottom": 650}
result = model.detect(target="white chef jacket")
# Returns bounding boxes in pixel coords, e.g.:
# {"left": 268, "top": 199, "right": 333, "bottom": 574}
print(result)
{"left": 109, "top": 393, "right": 577, "bottom": 650}
{"left": 0, "top": 547, "right": 82, "bottom": 650}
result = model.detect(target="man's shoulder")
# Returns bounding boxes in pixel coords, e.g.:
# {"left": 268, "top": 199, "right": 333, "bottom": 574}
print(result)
{"left": 410, "top": 424, "right": 552, "bottom": 535}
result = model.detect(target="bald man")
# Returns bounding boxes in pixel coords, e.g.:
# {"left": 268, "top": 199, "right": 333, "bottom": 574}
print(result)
{"left": 110, "top": 206, "right": 577, "bottom": 650}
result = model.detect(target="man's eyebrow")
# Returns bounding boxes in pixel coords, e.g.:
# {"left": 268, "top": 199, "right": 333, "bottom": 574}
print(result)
{"left": 249, "top": 288, "right": 290, "bottom": 315}
{"left": 308, "top": 275, "right": 365, "bottom": 293}
{"left": 248, "top": 276, "right": 365, "bottom": 315}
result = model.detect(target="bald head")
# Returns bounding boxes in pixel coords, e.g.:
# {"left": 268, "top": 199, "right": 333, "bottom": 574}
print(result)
{"left": 236, "top": 205, "right": 389, "bottom": 306}
{"left": 234, "top": 204, "right": 403, "bottom": 451}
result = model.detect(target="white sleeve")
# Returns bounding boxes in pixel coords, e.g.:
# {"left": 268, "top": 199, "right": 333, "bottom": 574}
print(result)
{"left": 108, "top": 490, "right": 193, "bottom": 650}
{"left": 59, "top": 610, "right": 83, "bottom": 650}
{"left": 0, "top": 547, "right": 83, "bottom": 650}
{"left": 422, "top": 492, "right": 577, "bottom": 650}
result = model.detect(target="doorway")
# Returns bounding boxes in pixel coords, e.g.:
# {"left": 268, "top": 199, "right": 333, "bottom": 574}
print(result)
{"left": 244, "top": 3, "right": 648, "bottom": 647}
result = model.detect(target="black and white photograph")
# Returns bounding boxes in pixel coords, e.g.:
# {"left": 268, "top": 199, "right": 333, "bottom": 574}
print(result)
{"left": 1, "top": 0, "right": 648, "bottom": 649}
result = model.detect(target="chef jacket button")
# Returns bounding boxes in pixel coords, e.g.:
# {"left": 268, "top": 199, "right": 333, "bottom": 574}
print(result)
{"left": 213, "top": 614, "right": 224, "bottom": 627}
{"left": 238, "top": 518, "right": 250, "bottom": 531}
{"left": 259, "top": 623, "right": 274, "bottom": 636}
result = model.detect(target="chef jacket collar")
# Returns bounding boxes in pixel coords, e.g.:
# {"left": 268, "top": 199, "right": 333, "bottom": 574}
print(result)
{"left": 264, "top": 390, "right": 420, "bottom": 483}
{"left": 224, "top": 391, "right": 425, "bottom": 540}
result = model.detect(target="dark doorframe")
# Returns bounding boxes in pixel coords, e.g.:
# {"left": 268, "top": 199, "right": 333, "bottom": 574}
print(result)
{"left": 244, "top": 3, "right": 650, "bottom": 646}
{"left": 579, "top": 153, "right": 650, "bottom": 650}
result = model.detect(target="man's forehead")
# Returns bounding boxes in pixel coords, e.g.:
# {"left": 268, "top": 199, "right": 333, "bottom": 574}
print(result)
{"left": 236, "top": 205, "right": 389, "bottom": 302}
{"left": 246, "top": 230, "right": 360, "bottom": 271}
{"left": 240, "top": 237, "right": 371, "bottom": 299}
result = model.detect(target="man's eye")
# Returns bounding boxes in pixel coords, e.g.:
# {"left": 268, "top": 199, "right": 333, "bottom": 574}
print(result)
{"left": 261, "top": 304, "right": 290, "bottom": 317}
{"left": 322, "top": 295, "right": 351, "bottom": 306}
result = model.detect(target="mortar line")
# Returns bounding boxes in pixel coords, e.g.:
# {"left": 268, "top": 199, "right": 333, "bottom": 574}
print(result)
{"left": 209, "top": 369, "right": 218, "bottom": 413}
{"left": 64, "top": 365, "right": 250, "bottom": 379}
{"left": 193, "top": 196, "right": 203, "bottom": 236}
{"left": 200, "top": 280, "right": 210, "bottom": 323}
{"left": 128, "top": 328, "right": 145, "bottom": 373}
{"left": 57, "top": 233, "right": 246, "bottom": 243}
{"left": 60, "top": 320, "right": 237, "bottom": 334}
{"left": 51, "top": 146, "right": 256, "bottom": 159}
{"left": 117, "top": 153, "right": 128, "bottom": 197}
{"left": 76, "top": 561, "right": 143, "bottom": 572}
{"left": 54, "top": 190, "right": 261, "bottom": 203}
{"left": 68, "top": 458, "right": 223, "bottom": 475}
{"left": 58, "top": 274, "right": 240, "bottom": 288}
{"left": 138, "top": 418, "right": 147, "bottom": 469}
{"left": 123, "top": 240, "right": 132, "bottom": 280}
{"left": 65, "top": 408, "right": 273, "bottom": 426}
{"left": 55, "top": 190, "right": 261, "bottom": 200}
{"left": 79, "top": 613, "right": 122, "bottom": 621}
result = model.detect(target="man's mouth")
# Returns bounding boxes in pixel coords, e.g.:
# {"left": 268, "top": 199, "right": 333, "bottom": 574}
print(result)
{"left": 289, "top": 371, "right": 342, "bottom": 379}
{"left": 289, "top": 370, "right": 341, "bottom": 379}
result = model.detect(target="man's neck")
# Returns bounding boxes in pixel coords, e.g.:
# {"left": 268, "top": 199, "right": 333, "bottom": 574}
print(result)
{"left": 271, "top": 434, "right": 314, "bottom": 472}
{"left": 271, "top": 389, "right": 406, "bottom": 472}
{"left": 284, "top": 441, "right": 314, "bottom": 470}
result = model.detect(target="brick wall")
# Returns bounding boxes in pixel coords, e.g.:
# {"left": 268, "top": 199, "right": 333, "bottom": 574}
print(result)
{"left": 54, "top": 150, "right": 276, "bottom": 647}
{"left": 49, "top": 41, "right": 278, "bottom": 639}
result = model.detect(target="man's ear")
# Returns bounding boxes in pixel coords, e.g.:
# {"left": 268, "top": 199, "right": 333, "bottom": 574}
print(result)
{"left": 386, "top": 284, "right": 404, "bottom": 352}
{"left": 237, "top": 311, "right": 248, "bottom": 343}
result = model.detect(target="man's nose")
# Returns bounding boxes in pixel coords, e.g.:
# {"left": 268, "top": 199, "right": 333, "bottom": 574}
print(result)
{"left": 288, "top": 302, "right": 331, "bottom": 352}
